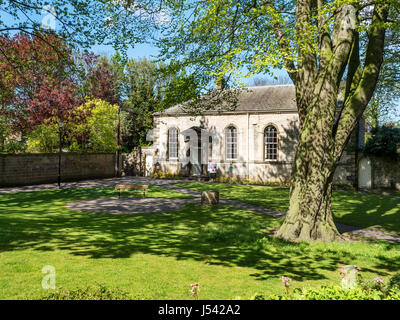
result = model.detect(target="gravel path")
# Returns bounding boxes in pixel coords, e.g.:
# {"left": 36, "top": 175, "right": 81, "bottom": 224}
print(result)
{"left": 2, "top": 177, "right": 400, "bottom": 243}
{"left": 67, "top": 197, "right": 199, "bottom": 215}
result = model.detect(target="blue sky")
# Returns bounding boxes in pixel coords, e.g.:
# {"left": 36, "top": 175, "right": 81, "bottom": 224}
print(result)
{"left": 0, "top": 5, "right": 288, "bottom": 87}
{"left": 90, "top": 43, "right": 290, "bottom": 87}
{"left": 1, "top": 5, "right": 398, "bottom": 121}
{"left": 93, "top": 40, "right": 400, "bottom": 122}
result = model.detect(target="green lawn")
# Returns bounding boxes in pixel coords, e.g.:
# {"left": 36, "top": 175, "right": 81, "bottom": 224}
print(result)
{"left": 173, "top": 182, "right": 400, "bottom": 235}
{"left": 1, "top": 184, "right": 400, "bottom": 299}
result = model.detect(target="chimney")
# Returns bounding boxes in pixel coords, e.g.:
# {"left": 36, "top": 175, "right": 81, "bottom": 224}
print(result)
{"left": 215, "top": 76, "right": 226, "bottom": 90}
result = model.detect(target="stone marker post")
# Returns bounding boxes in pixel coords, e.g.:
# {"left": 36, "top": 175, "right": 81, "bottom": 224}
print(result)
{"left": 201, "top": 191, "right": 219, "bottom": 205}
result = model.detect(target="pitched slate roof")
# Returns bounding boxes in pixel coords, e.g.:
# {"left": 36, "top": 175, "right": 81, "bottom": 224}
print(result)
{"left": 155, "top": 84, "right": 297, "bottom": 116}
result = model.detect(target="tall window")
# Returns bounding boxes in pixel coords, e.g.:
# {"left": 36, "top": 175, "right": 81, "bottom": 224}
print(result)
{"left": 208, "top": 136, "right": 213, "bottom": 162}
{"left": 168, "top": 128, "right": 178, "bottom": 160}
{"left": 264, "top": 125, "right": 278, "bottom": 160}
{"left": 226, "top": 126, "right": 237, "bottom": 160}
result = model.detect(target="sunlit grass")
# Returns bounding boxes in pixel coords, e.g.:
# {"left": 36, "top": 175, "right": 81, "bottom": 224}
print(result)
{"left": 173, "top": 182, "right": 400, "bottom": 234}
{"left": 1, "top": 185, "right": 400, "bottom": 299}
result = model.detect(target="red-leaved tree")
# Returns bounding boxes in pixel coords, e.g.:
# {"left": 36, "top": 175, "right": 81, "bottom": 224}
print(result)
{"left": 0, "top": 32, "right": 81, "bottom": 131}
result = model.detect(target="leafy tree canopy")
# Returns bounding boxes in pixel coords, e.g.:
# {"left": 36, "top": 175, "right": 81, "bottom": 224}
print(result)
{"left": 364, "top": 124, "right": 400, "bottom": 158}
{"left": 0, "top": 0, "right": 162, "bottom": 51}
{"left": 26, "top": 98, "right": 119, "bottom": 153}
{"left": 116, "top": 57, "right": 200, "bottom": 151}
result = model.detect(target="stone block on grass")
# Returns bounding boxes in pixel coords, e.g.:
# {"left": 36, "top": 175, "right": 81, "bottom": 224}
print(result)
{"left": 201, "top": 191, "right": 219, "bottom": 205}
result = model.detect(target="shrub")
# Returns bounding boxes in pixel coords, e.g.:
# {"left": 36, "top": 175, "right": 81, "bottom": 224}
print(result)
{"left": 389, "top": 273, "right": 400, "bottom": 290}
{"left": 41, "top": 284, "right": 131, "bottom": 300}
{"left": 152, "top": 171, "right": 182, "bottom": 179}
{"left": 0, "top": 138, "right": 26, "bottom": 153}
{"left": 364, "top": 125, "right": 400, "bottom": 158}
{"left": 332, "top": 182, "right": 355, "bottom": 191}
{"left": 215, "top": 176, "right": 290, "bottom": 187}
{"left": 26, "top": 123, "right": 59, "bottom": 153}
{"left": 70, "top": 99, "right": 119, "bottom": 152}
{"left": 241, "top": 271, "right": 400, "bottom": 300}
{"left": 248, "top": 286, "right": 400, "bottom": 300}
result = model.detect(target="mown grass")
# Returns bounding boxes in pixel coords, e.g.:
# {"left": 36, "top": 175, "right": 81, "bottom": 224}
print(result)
{"left": 173, "top": 182, "right": 400, "bottom": 234}
{"left": 1, "top": 184, "right": 400, "bottom": 299}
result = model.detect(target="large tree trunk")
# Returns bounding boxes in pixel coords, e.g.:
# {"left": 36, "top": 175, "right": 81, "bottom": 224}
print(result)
{"left": 276, "top": 148, "right": 343, "bottom": 241}
{"left": 274, "top": 2, "right": 389, "bottom": 242}
{"left": 276, "top": 179, "right": 341, "bottom": 242}
{"left": 276, "top": 92, "right": 343, "bottom": 242}
{"left": 277, "top": 78, "right": 343, "bottom": 241}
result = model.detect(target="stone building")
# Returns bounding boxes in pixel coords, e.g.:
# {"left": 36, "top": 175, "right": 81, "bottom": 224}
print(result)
{"left": 151, "top": 85, "right": 363, "bottom": 185}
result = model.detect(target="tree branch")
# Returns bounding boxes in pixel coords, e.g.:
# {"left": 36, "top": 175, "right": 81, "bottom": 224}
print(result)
{"left": 334, "top": 1, "right": 390, "bottom": 160}
{"left": 317, "top": 0, "right": 332, "bottom": 70}
{"left": 262, "top": 0, "right": 297, "bottom": 84}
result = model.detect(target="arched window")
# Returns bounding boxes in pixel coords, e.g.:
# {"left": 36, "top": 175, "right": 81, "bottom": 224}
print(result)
{"left": 168, "top": 128, "right": 178, "bottom": 160}
{"left": 226, "top": 126, "right": 237, "bottom": 160}
{"left": 264, "top": 125, "right": 278, "bottom": 160}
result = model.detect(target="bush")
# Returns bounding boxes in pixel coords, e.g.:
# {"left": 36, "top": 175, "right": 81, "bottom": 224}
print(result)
{"left": 389, "top": 273, "right": 400, "bottom": 290}
{"left": 364, "top": 126, "right": 400, "bottom": 158}
{"left": 251, "top": 286, "right": 400, "bottom": 300}
{"left": 41, "top": 284, "right": 131, "bottom": 300}
{"left": 26, "top": 123, "right": 59, "bottom": 153}
{"left": 0, "top": 116, "right": 27, "bottom": 153}
{"left": 0, "top": 138, "right": 26, "bottom": 153}
{"left": 152, "top": 171, "right": 182, "bottom": 179}
{"left": 215, "top": 176, "right": 290, "bottom": 187}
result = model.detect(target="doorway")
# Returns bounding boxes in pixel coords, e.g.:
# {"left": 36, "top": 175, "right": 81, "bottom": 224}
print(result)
{"left": 358, "top": 157, "right": 372, "bottom": 189}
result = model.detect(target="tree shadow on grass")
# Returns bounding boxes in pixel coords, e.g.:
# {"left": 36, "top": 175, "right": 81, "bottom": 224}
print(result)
{"left": 1, "top": 188, "right": 387, "bottom": 282}
{"left": 173, "top": 182, "right": 290, "bottom": 212}
{"left": 332, "top": 191, "right": 400, "bottom": 234}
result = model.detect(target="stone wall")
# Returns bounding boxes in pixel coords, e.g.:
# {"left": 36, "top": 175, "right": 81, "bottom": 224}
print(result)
{"left": 0, "top": 153, "right": 116, "bottom": 187}
{"left": 371, "top": 156, "right": 400, "bottom": 190}
{"left": 122, "top": 149, "right": 146, "bottom": 176}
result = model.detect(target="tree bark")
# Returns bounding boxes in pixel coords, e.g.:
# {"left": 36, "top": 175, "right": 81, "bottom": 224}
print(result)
{"left": 275, "top": 1, "right": 389, "bottom": 242}
{"left": 276, "top": 91, "right": 343, "bottom": 242}
{"left": 276, "top": 179, "right": 341, "bottom": 242}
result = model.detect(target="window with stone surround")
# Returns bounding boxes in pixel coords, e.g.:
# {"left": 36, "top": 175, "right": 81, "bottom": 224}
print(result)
{"left": 264, "top": 125, "right": 278, "bottom": 160}
{"left": 226, "top": 126, "right": 237, "bottom": 160}
{"left": 168, "top": 128, "right": 178, "bottom": 160}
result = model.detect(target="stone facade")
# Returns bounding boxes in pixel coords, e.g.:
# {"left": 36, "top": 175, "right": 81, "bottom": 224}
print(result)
{"left": 121, "top": 147, "right": 153, "bottom": 177}
{"left": 151, "top": 85, "right": 361, "bottom": 185}
{"left": 152, "top": 113, "right": 358, "bottom": 185}
{"left": 370, "top": 156, "right": 400, "bottom": 190}
{"left": 0, "top": 153, "right": 116, "bottom": 187}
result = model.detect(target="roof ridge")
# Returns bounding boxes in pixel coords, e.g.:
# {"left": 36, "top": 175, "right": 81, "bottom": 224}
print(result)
{"left": 154, "top": 84, "right": 297, "bottom": 116}
{"left": 241, "top": 84, "right": 295, "bottom": 89}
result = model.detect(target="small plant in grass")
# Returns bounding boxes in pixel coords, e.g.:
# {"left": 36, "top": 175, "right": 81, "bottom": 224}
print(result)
{"left": 281, "top": 276, "right": 291, "bottom": 296}
{"left": 41, "top": 284, "right": 130, "bottom": 300}
{"left": 267, "top": 285, "right": 400, "bottom": 300}
{"left": 332, "top": 182, "right": 356, "bottom": 191}
{"left": 374, "top": 277, "right": 385, "bottom": 292}
{"left": 189, "top": 282, "right": 200, "bottom": 300}
{"left": 247, "top": 268, "right": 400, "bottom": 300}
{"left": 361, "top": 273, "right": 400, "bottom": 295}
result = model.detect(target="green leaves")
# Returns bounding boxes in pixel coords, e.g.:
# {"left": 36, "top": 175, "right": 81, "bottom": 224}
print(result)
{"left": 364, "top": 125, "right": 400, "bottom": 158}
{"left": 26, "top": 123, "right": 59, "bottom": 153}
{"left": 0, "top": 0, "right": 159, "bottom": 52}
{"left": 70, "top": 99, "right": 119, "bottom": 153}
